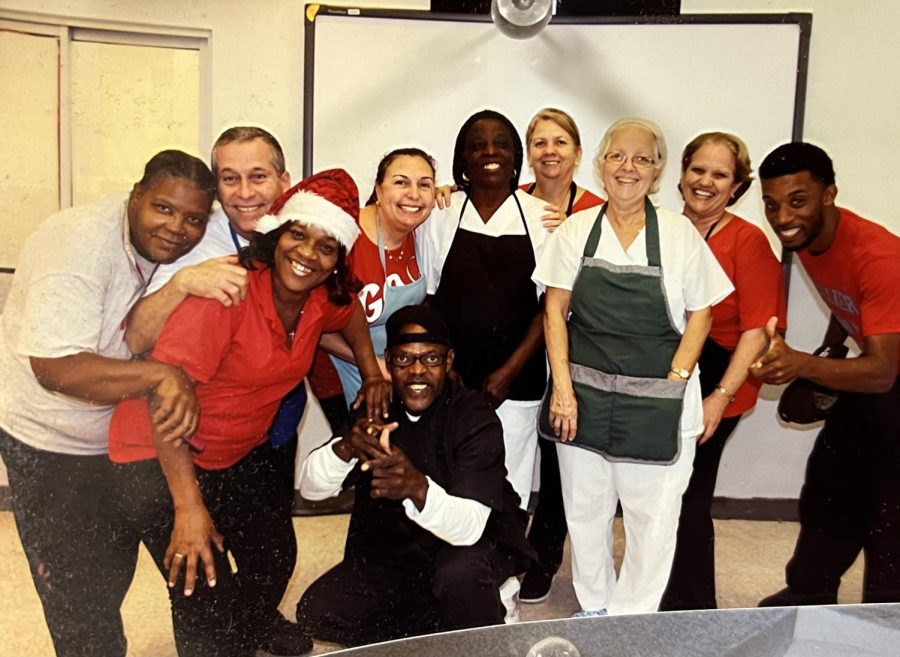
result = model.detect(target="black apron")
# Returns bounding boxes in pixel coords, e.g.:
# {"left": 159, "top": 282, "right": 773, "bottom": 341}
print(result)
{"left": 539, "top": 199, "right": 686, "bottom": 463}
{"left": 432, "top": 193, "right": 546, "bottom": 401}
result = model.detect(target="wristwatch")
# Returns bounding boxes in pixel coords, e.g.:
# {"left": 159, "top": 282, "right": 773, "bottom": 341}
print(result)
{"left": 669, "top": 367, "right": 690, "bottom": 380}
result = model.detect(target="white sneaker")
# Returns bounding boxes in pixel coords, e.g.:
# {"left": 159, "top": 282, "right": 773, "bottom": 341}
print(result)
{"left": 500, "top": 577, "right": 521, "bottom": 624}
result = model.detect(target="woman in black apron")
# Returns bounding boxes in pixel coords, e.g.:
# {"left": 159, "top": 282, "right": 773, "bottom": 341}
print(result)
{"left": 533, "top": 118, "right": 733, "bottom": 616}
{"left": 660, "top": 132, "right": 785, "bottom": 611}
{"left": 517, "top": 108, "right": 605, "bottom": 604}
{"left": 426, "top": 110, "right": 550, "bottom": 512}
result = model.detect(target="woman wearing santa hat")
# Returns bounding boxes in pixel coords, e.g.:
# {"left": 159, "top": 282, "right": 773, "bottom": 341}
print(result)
{"left": 107, "top": 169, "right": 390, "bottom": 657}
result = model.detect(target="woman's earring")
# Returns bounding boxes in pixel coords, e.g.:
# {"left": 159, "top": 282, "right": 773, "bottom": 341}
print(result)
{"left": 461, "top": 171, "right": 470, "bottom": 182}
{"left": 333, "top": 269, "right": 338, "bottom": 275}
{"left": 512, "top": 168, "right": 518, "bottom": 178}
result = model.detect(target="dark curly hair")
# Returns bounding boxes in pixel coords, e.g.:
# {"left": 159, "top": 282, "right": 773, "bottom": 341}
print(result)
{"left": 451, "top": 109, "right": 523, "bottom": 194}
{"left": 239, "top": 222, "right": 361, "bottom": 305}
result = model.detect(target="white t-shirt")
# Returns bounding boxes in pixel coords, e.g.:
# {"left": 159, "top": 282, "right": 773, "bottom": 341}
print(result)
{"left": 146, "top": 205, "right": 246, "bottom": 294}
{"left": 424, "top": 189, "right": 549, "bottom": 295}
{"left": 0, "top": 194, "right": 157, "bottom": 454}
{"left": 532, "top": 204, "right": 733, "bottom": 439}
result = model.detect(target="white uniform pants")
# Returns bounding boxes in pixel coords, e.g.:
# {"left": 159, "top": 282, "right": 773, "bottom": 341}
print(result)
{"left": 495, "top": 399, "right": 540, "bottom": 510}
{"left": 556, "top": 435, "right": 696, "bottom": 615}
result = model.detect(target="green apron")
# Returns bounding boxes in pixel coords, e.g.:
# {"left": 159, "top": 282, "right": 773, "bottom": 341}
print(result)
{"left": 539, "top": 198, "right": 686, "bottom": 463}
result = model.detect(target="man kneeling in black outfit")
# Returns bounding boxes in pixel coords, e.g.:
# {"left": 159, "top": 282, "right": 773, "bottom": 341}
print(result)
{"left": 294, "top": 304, "right": 534, "bottom": 648}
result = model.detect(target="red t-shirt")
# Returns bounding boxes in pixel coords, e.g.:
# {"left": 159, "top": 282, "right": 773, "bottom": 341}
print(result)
{"left": 350, "top": 229, "right": 421, "bottom": 324}
{"left": 108, "top": 268, "right": 355, "bottom": 469}
{"left": 707, "top": 217, "right": 787, "bottom": 416}
{"left": 799, "top": 207, "right": 900, "bottom": 371}
{"left": 518, "top": 183, "right": 605, "bottom": 215}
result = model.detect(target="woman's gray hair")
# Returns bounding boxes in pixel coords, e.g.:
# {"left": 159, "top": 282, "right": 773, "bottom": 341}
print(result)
{"left": 593, "top": 117, "right": 667, "bottom": 195}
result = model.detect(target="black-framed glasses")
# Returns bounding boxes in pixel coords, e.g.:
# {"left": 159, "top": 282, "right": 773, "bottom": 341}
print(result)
{"left": 386, "top": 351, "right": 449, "bottom": 368}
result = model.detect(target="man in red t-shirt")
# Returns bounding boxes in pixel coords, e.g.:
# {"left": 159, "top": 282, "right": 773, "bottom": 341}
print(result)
{"left": 752, "top": 142, "right": 900, "bottom": 606}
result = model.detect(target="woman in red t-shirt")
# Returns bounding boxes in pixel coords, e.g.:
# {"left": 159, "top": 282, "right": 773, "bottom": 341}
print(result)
{"left": 660, "top": 132, "right": 786, "bottom": 611}
{"left": 108, "top": 169, "right": 390, "bottom": 657}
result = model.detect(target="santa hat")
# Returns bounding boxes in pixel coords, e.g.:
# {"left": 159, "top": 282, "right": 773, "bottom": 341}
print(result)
{"left": 254, "top": 168, "right": 360, "bottom": 248}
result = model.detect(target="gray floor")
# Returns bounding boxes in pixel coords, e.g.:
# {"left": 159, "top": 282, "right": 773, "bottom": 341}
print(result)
{"left": 0, "top": 512, "right": 864, "bottom": 657}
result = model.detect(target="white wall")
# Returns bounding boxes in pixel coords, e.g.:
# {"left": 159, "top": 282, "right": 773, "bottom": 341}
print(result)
{"left": 1, "top": 0, "right": 897, "bottom": 499}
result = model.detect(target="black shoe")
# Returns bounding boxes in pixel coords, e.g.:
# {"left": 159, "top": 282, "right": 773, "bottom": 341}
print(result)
{"left": 758, "top": 586, "right": 837, "bottom": 608}
{"left": 259, "top": 614, "right": 313, "bottom": 656}
{"left": 519, "top": 571, "right": 553, "bottom": 604}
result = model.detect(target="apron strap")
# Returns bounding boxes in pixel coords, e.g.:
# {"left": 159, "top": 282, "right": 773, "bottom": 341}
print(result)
{"left": 511, "top": 191, "right": 531, "bottom": 241}
{"left": 376, "top": 212, "right": 419, "bottom": 283}
{"left": 643, "top": 198, "right": 662, "bottom": 268}
{"left": 581, "top": 197, "right": 661, "bottom": 266}
{"left": 565, "top": 180, "right": 577, "bottom": 216}
{"left": 582, "top": 204, "right": 608, "bottom": 257}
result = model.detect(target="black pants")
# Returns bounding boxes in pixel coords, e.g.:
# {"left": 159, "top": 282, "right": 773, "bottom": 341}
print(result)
{"left": 525, "top": 436, "right": 568, "bottom": 578}
{"left": 660, "top": 414, "right": 741, "bottom": 611}
{"left": 236, "top": 437, "right": 298, "bottom": 640}
{"left": 0, "top": 428, "right": 138, "bottom": 657}
{"left": 777, "top": 379, "right": 900, "bottom": 605}
{"left": 112, "top": 441, "right": 297, "bottom": 657}
{"left": 296, "top": 540, "right": 516, "bottom": 647}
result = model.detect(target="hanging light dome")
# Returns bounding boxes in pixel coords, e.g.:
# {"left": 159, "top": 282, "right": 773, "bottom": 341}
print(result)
{"left": 491, "top": 0, "right": 555, "bottom": 40}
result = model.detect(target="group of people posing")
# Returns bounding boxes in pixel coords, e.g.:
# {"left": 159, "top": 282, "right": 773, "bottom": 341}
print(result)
{"left": 1, "top": 107, "right": 898, "bottom": 657}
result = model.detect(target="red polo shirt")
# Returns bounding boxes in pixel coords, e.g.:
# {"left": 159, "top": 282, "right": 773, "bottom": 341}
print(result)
{"left": 108, "top": 267, "right": 355, "bottom": 469}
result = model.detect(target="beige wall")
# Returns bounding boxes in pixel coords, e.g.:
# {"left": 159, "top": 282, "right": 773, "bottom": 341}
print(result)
{"left": 1, "top": 0, "right": 897, "bottom": 498}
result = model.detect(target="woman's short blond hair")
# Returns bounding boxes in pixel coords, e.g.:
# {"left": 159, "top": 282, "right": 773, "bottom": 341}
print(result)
{"left": 525, "top": 108, "right": 582, "bottom": 149}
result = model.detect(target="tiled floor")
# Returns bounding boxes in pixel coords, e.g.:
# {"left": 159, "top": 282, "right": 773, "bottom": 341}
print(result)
{"left": 0, "top": 512, "right": 864, "bottom": 657}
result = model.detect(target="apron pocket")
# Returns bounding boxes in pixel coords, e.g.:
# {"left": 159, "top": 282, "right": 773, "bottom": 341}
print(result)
{"left": 540, "top": 368, "right": 685, "bottom": 464}
{"left": 607, "top": 375, "right": 684, "bottom": 463}
{"left": 608, "top": 393, "right": 683, "bottom": 463}
{"left": 538, "top": 378, "right": 614, "bottom": 448}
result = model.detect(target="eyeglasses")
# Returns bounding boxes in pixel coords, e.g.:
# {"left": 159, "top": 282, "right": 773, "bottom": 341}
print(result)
{"left": 386, "top": 351, "right": 449, "bottom": 368}
{"left": 387, "top": 352, "right": 448, "bottom": 368}
{"left": 603, "top": 152, "right": 656, "bottom": 169}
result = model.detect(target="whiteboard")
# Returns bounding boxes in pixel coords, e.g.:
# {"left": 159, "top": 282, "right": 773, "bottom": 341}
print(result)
{"left": 305, "top": 9, "right": 810, "bottom": 255}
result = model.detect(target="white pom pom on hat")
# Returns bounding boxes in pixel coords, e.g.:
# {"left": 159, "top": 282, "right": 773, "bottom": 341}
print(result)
{"left": 254, "top": 168, "right": 361, "bottom": 249}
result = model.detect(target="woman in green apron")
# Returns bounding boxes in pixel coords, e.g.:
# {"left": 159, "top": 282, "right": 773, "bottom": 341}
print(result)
{"left": 533, "top": 118, "right": 733, "bottom": 616}
{"left": 323, "top": 148, "right": 435, "bottom": 406}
